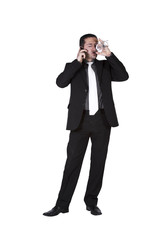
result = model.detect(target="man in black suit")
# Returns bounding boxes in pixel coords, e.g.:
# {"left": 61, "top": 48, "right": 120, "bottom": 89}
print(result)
{"left": 43, "top": 34, "right": 129, "bottom": 216}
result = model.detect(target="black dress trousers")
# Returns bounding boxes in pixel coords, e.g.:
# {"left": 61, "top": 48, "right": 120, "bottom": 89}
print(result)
{"left": 56, "top": 110, "right": 111, "bottom": 209}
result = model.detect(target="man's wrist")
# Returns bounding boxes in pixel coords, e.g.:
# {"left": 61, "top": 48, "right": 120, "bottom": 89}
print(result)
{"left": 77, "top": 59, "right": 83, "bottom": 64}
{"left": 105, "top": 52, "right": 112, "bottom": 57}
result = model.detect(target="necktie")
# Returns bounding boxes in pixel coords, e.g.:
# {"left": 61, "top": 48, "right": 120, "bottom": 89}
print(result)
{"left": 87, "top": 62, "right": 99, "bottom": 115}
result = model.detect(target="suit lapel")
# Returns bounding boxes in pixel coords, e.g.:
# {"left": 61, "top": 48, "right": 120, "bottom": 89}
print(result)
{"left": 81, "top": 63, "right": 88, "bottom": 89}
{"left": 95, "top": 59, "right": 103, "bottom": 84}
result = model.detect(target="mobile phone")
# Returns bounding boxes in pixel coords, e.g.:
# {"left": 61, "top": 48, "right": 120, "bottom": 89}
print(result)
{"left": 80, "top": 46, "right": 86, "bottom": 59}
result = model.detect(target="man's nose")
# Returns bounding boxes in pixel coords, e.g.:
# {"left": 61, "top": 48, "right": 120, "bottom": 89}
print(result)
{"left": 92, "top": 46, "right": 96, "bottom": 51}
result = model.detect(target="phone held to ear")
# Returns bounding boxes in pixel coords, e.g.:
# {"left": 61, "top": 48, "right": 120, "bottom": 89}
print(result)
{"left": 80, "top": 46, "right": 86, "bottom": 60}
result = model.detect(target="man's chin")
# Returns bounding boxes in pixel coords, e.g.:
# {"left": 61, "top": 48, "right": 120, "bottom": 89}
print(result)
{"left": 86, "top": 54, "right": 97, "bottom": 61}
{"left": 92, "top": 54, "right": 97, "bottom": 59}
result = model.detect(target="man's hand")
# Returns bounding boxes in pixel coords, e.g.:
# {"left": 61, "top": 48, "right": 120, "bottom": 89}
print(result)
{"left": 96, "top": 38, "right": 112, "bottom": 57}
{"left": 77, "top": 48, "right": 87, "bottom": 63}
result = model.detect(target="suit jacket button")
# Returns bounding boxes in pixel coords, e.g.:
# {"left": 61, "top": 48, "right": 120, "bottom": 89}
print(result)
{"left": 85, "top": 89, "right": 88, "bottom": 93}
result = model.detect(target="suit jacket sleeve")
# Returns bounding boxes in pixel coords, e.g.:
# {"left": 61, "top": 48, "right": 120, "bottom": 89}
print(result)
{"left": 56, "top": 59, "right": 82, "bottom": 88}
{"left": 106, "top": 53, "right": 129, "bottom": 81}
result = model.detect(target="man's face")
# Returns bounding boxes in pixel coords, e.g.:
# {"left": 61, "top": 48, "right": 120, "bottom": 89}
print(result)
{"left": 83, "top": 37, "right": 98, "bottom": 61}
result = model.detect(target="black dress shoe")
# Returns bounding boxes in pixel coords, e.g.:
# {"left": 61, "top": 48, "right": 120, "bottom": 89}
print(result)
{"left": 43, "top": 206, "right": 69, "bottom": 217}
{"left": 86, "top": 206, "right": 102, "bottom": 215}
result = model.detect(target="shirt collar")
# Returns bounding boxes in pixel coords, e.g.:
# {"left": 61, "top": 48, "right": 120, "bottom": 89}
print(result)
{"left": 83, "top": 59, "right": 96, "bottom": 67}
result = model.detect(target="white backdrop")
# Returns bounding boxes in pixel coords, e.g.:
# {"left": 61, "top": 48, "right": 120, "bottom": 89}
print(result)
{"left": 0, "top": 0, "right": 160, "bottom": 239}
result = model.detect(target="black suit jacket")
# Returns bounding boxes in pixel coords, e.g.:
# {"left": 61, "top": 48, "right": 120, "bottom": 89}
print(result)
{"left": 56, "top": 53, "right": 129, "bottom": 130}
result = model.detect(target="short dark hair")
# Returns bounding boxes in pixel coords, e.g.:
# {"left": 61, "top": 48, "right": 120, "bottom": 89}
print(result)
{"left": 79, "top": 33, "right": 97, "bottom": 47}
